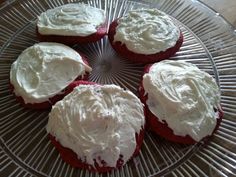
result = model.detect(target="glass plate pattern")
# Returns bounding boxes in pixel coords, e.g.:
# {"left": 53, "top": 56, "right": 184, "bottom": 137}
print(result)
{"left": 0, "top": 0, "right": 236, "bottom": 176}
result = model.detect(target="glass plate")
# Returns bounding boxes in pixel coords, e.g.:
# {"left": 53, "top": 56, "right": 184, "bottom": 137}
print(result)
{"left": 0, "top": 0, "right": 236, "bottom": 176}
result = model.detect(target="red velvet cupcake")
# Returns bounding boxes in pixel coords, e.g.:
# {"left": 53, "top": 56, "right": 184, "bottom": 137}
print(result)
{"left": 139, "top": 60, "right": 223, "bottom": 144}
{"left": 46, "top": 81, "right": 145, "bottom": 172}
{"left": 108, "top": 9, "right": 183, "bottom": 64}
{"left": 10, "top": 42, "right": 92, "bottom": 109}
{"left": 37, "top": 3, "right": 107, "bottom": 45}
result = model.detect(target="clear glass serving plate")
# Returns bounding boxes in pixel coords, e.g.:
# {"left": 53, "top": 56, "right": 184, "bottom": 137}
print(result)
{"left": 0, "top": 0, "right": 235, "bottom": 176}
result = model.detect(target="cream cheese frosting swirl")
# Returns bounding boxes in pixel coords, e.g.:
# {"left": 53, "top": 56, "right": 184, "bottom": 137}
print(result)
{"left": 143, "top": 60, "right": 221, "bottom": 141}
{"left": 10, "top": 42, "right": 92, "bottom": 104}
{"left": 114, "top": 9, "right": 180, "bottom": 54}
{"left": 46, "top": 84, "right": 145, "bottom": 167}
{"left": 37, "top": 3, "right": 106, "bottom": 36}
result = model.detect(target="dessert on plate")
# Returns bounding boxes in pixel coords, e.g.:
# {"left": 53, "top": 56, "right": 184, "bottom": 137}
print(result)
{"left": 139, "top": 60, "right": 223, "bottom": 144}
{"left": 108, "top": 8, "right": 183, "bottom": 64}
{"left": 10, "top": 42, "right": 92, "bottom": 109}
{"left": 47, "top": 81, "right": 145, "bottom": 172}
{"left": 37, "top": 3, "right": 107, "bottom": 45}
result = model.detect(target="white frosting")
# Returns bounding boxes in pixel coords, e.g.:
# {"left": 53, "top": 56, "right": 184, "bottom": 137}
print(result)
{"left": 143, "top": 60, "right": 221, "bottom": 141}
{"left": 114, "top": 9, "right": 180, "bottom": 54}
{"left": 37, "top": 3, "right": 106, "bottom": 36}
{"left": 10, "top": 42, "right": 92, "bottom": 104}
{"left": 47, "top": 84, "right": 145, "bottom": 167}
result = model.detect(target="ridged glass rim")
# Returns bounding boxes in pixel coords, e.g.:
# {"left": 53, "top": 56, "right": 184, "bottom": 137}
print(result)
{"left": 0, "top": 0, "right": 236, "bottom": 177}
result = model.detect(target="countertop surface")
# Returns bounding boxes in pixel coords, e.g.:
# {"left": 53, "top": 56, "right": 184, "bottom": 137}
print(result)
{"left": 201, "top": 0, "right": 236, "bottom": 27}
{"left": 0, "top": 0, "right": 236, "bottom": 28}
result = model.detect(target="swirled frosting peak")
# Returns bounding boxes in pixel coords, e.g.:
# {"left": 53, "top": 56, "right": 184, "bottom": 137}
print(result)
{"left": 10, "top": 42, "right": 91, "bottom": 104}
{"left": 37, "top": 3, "right": 106, "bottom": 36}
{"left": 47, "top": 84, "right": 145, "bottom": 167}
{"left": 143, "top": 60, "right": 221, "bottom": 141}
{"left": 114, "top": 9, "right": 180, "bottom": 54}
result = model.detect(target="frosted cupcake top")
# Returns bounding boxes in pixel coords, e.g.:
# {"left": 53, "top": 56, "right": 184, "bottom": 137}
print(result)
{"left": 142, "top": 60, "right": 221, "bottom": 141}
{"left": 114, "top": 9, "right": 180, "bottom": 54}
{"left": 47, "top": 84, "right": 145, "bottom": 167}
{"left": 10, "top": 42, "right": 91, "bottom": 103}
{"left": 37, "top": 3, "right": 106, "bottom": 36}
